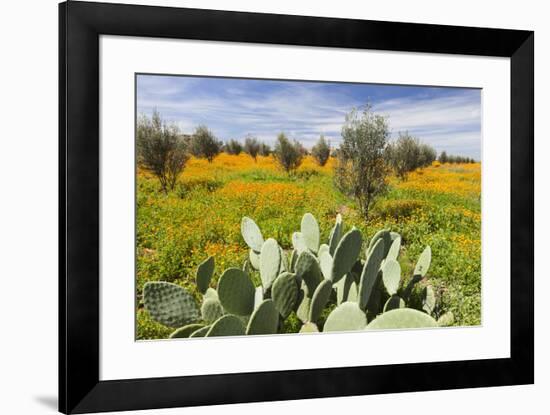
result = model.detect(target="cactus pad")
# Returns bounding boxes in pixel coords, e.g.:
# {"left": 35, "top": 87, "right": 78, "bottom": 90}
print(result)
{"left": 366, "top": 308, "right": 438, "bottom": 330}
{"left": 204, "top": 287, "right": 219, "bottom": 301}
{"left": 301, "top": 213, "right": 320, "bottom": 253}
{"left": 414, "top": 246, "right": 432, "bottom": 277}
{"left": 358, "top": 238, "right": 385, "bottom": 310}
{"left": 241, "top": 216, "right": 264, "bottom": 252}
{"left": 295, "top": 251, "right": 323, "bottom": 294}
{"left": 201, "top": 298, "right": 225, "bottom": 323}
{"left": 246, "top": 299, "right": 279, "bottom": 335}
{"left": 254, "top": 286, "right": 264, "bottom": 310}
{"left": 331, "top": 228, "right": 363, "bottom": 283}
{"left": 308, "top": 279, "right": 333, "bottom": 323}
{"left": 196, "top": 256, "right": 215, "bottom": 294}
{"left": 169, "top": 323, "right": 205, "bottom": 339}
{"left": 422, "top": 285, "right": 436, "bottom": 315}
{"left": 299, "top": 322, "right": 319, "bottom": 333}
{"left": 368, "top": 229, "right": 391, "bottom": 258}
{"left": 206, "top": 315, "right": 246, "bottom": 337}
{"left": 259, "top": 238, "right": 282, "bottom": 290}
{"left": 318, "top": 244, "right": 330, "bottom": 258}
{"left": 386, "top": 235, "right": 401, "bottom": 261}
{"left": 318, "top": 251, "right": 333, "bottom": 280}
{"left": 335, "top": 273, "right": 354, "bottom": 305}
{"left": 324, "top": 302, "right": 367, "bottom": 332}
{"left": 383, "top": 295, "right": 405, "bottom": 312}
{"left": 292, "top": 232, "right": 309, "bottom": 254}
{"left": 437, "top": 311, "right": 455, "bottom": 327}
{"left": 217, "top": 268, "right": 255, "bottom": 316}
{"left": 271, "top": 272, "right": 298, "bottom": 319}
{"left": 296, "top": 288, "right": 312, "bottom": 323}
{"left": 189, "top": 325, "right": 210, "bottom": 338}
{"left": 143, "top": 282, "right": 200, "bottom": 328}
{"left": 249, "top": 249, "right": 261, "bottom": 270}
{"left": 328, "top": 213, "right": 343, "bottom": 255}
{"left": 382, "top": 259, "right": 401, "bottom": 295}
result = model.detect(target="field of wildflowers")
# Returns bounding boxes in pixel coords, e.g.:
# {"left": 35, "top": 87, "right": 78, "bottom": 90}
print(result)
{"left": 136, "top": 154, "right": 481, "bottom": 339}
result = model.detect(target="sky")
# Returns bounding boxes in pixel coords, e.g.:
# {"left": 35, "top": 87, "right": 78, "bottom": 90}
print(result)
{"left": 137, "top": 74, "right": 482, "bottom": 160}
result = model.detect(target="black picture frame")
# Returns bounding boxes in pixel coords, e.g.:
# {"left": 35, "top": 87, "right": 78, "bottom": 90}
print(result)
{"left": 59, "top": 1, "right": 534, "bottom": 413}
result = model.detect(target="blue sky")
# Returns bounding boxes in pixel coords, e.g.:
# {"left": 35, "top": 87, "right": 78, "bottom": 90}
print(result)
{"left": 137, "top": 74, "right": 481, "bottom": 159}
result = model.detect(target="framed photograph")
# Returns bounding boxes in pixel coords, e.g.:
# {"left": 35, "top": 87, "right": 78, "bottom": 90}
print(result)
{"left": 59, "top": 1, "right": 533, "bottom": 413}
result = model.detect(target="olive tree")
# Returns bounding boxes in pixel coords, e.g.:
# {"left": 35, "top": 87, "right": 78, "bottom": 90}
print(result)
{"left": 335, "top": 105, "right": 390, "bottom": 219}
{"left": 137, "top": 110, "right": 189, "bottom": 193}
{"left": 259, "top": 142, "right": 271, "bottom": 156}
{"left": 225, "top": 139, "right": 243, "bottom": 155}
{"left": 244, "top": 135, "right": 261, "bottom": 161}
{"left": 311, "top": 135, "right": 331, "bottom": 166}
{"left": 190, "top": 125, "right": 222, "bottom": 162}
{"left": 273, "top": 133, "right": 304, "bottom": 173}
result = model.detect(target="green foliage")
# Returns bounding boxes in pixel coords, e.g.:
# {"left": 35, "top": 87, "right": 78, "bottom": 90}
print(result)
{"left": 273, "top": 132, "right": 304, "bottom": 173}
{"left": 243, "top": 135, "right": 261, "bottom": 161}
{"left": 189, "top": 125, "right": 222, "bottom": 162}
{"left": 137, "top": 110, "right": 189, "bottom": 193}
{"left": 311, "top": 135, "right": 331, "bottom": 166}
{"left": 225, "top": 139, "right": 243, "bottom": 155}
{"left": 386, "top": 132, "right": 436, "bottom": 179}
{"left": 335, "top": 105, "right": 390, "bottom": 219}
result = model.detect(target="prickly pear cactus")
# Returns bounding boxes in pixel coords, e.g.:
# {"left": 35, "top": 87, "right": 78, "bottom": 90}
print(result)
{"left": 271, "top": 272, "right": 298, "bottom": 319}
{"left": 318, "top": 251, "right": 333, "bottom": 280}
{"left": 334, "top": 273, "right": 355, "bottom": 305}
{"left": 169, "top": 323, "right": 205, "bottom": 339}
{"left": 358, "top": 239, "right": 385, "bottom": 310}
{"left": 414, "top": 246, "right": 432, "bottom": 277}
{"left": 196, "top": 256, "right": 215, "bottom": 294}
{"left": 292, "top": 232, "right": 309, "bottom": 254}
{"left": 296, "top": 286, "right": 312, "bottom": 323}
{"left": 386, "top": 235, "right": 401, "bottom": 261}
{"left": 301, "top": 213, "right": 320, "bottom": 253}
{"left": 422, "top": 285, "right": 436, "bottom": 315}
{"left": 437, "top": 311, "right": 455, "bottom": 327}
{"left": 259, "top": 238, "right": 281, "bottom": 290}
{"left": 295, "top": 251, "right": 323, "bottom": 294}
{"left": 206, "top": 315, "right": 246, "bottom": 337}
{"left": 217, "top": 268, "right": 255, "bottom": 316}
{"left": 299, "top": 322, "right": 319, "bottom": 333}
{"left": 318, "top": 244, "right": 330, "bottom": 258}
{"left": 367, "top": 229, "right": 391, "bottom": 258}
{"left": 308, "top": 279, "right": 333, "bottom": 323}
{"left": 383, "top": 294, "right": 405, "bottom": 312}
{"left": 189, "top": 325, "right": 210, "bottom": 338}
{"left": 331, "top": 228, "right": 363, "bottom": 283}
{"left": 241, "top": 216, "right": 264, "bottom": 252}
{"left": 246, "top": 299, "right": 279, "bottom": 335}
{"left": 143, "top": 282, "right": 200, "bottom": 328}
{"left": 249, "top": 249, "right": 261, "bottom": 270}
{"left": 328, "top": 213, "right": 343, "bottom": 255}
{"left": 381, "top": 259, "right": 401, "bottom": 296}
{"left": 201, "top": 298, "right": 225, "bottom": 323}
{"left": 366, "top": 308, "right": 438, "bottom": 330}
{"left": 323, "top": 302, "right": 367, "bottom": 332}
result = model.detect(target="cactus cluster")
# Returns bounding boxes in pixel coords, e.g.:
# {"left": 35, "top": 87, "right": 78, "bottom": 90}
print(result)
{"left": 143, "top": 213, "right": 454, "bottom": 339}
